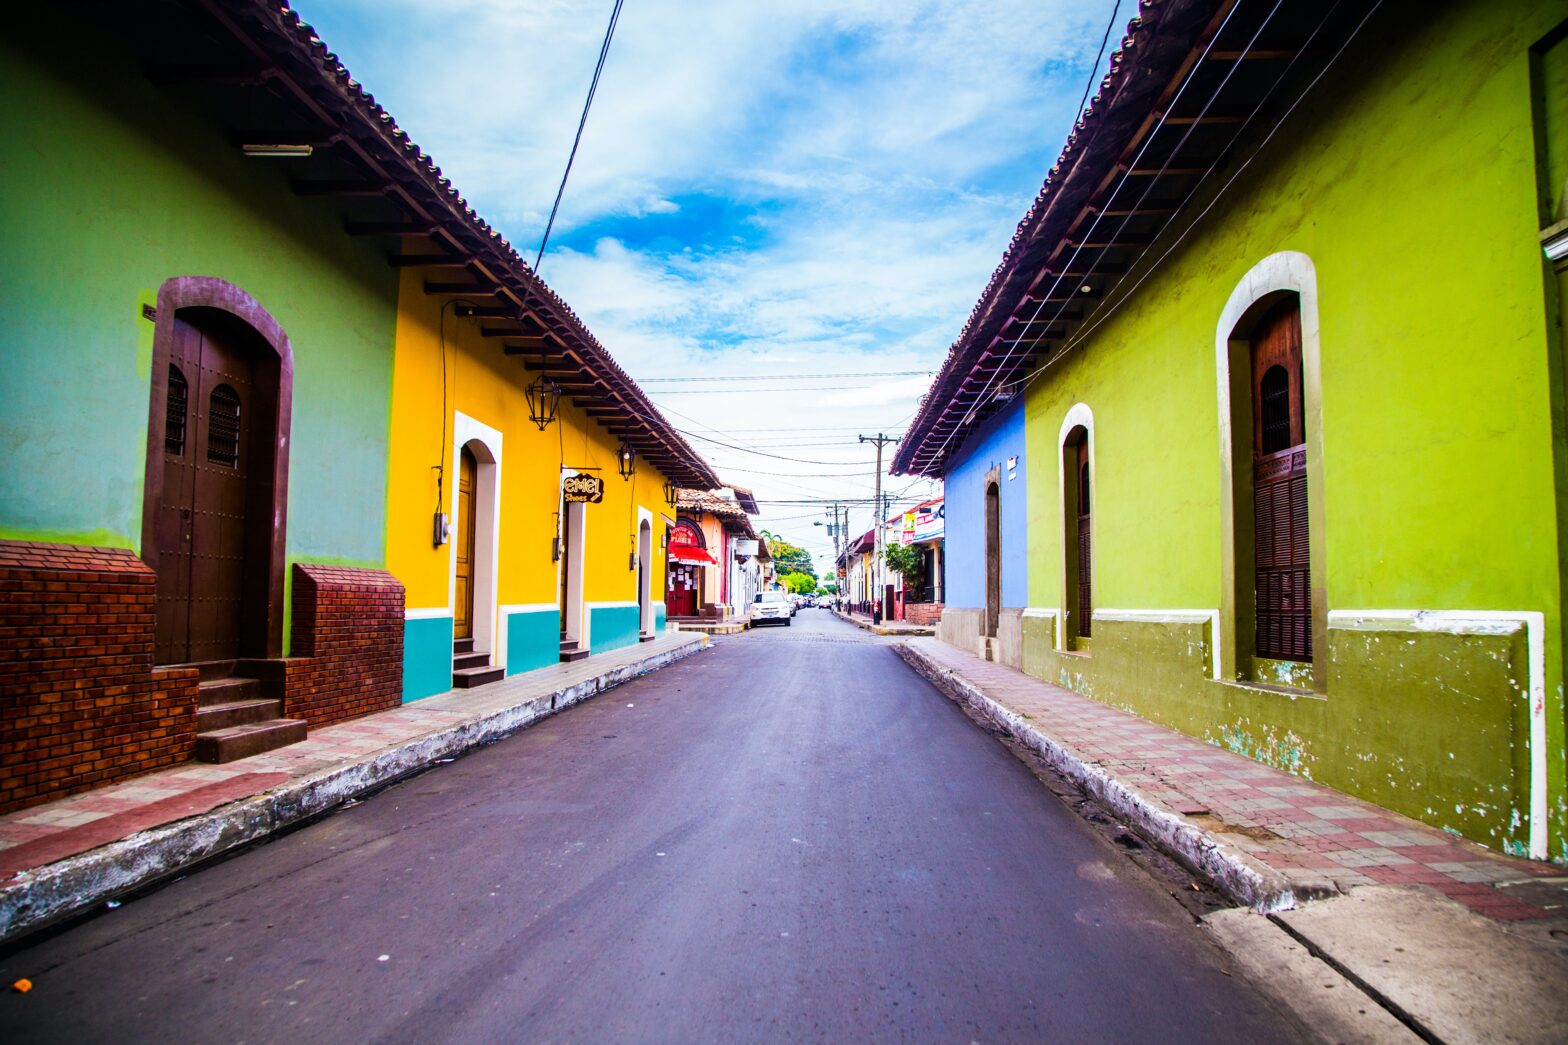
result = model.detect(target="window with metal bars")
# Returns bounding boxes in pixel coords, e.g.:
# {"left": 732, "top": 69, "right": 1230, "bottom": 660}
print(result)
{"left": 165, "top": 365, "right": 187, "bottom": 456}
{"left": 207, "top": 384, "right": 241, "bottom": 466}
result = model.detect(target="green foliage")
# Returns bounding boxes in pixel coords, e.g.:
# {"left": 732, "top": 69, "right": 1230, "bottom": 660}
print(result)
{"left": 883, "top": 542, "right": 922, "bottom": 582}
{"left": 769, "top": 537, "right": 816, "bottom": 579}
{"left": 820, "top": 581, "right": 837, "bottom": 594}
{"left": 780, "top": 571, "right": 817, "bottom": 595}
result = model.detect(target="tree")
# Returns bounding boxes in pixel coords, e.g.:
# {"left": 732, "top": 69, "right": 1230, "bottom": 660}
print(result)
{"left": 780, "top": 571, "right": 817, "bottom": 595}
{"left": 883, "top": 542, "right": 923, "bottom": 591}
{"left": 768, "top": 537, "right": 816, "bottom": 580}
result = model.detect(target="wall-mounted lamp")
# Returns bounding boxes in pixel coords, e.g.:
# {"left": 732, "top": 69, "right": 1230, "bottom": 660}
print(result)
{"left": 629, "top": 552, "right": 638, "bottom": 571}
{"left": 551, "top": 536, "right": 562, "bottom": 562}
{"left": 617, "top": 442, "right": 637, "bottom": 480}
{"left": 433, "top": 512, "right": 450, "bottom": 547}
{"left": 663, "top": 479, "right": 679, "bottom": 508}
{"left": 661, "top": 530, "right": 671, "bottom": 551}
{"left": 526, "top": 376, "right": 561, "bottom": 431}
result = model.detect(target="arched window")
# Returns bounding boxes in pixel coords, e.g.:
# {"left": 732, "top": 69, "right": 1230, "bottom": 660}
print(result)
{"left": 1062, "top": 423, "right": 1092, "bottom": 644}
{"left": 1250, "top": 297, "right": 1309, "bottom": 663}
{"left": 165, "top": 365, "right": 187, "bottom": 456}
{"left": 207, "top": 384, "right": 242, "bottom": 466}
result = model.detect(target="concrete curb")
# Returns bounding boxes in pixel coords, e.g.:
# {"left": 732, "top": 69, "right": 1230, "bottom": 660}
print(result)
{"left": 894, "top": 641, "right": 1330, "bottom": 913}
{"left": 831, "top": 608, "right": 935, "bottom": 637}
{"left": 0, "top": 637, "right": 710, "bottom": 943}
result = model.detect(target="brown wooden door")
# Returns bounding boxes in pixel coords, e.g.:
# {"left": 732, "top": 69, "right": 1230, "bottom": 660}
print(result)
{"left": 455, "top": 446, "right": 477, "bottom": 641}
{"left": 154, "top": 314, "right": 255, "bottom": 664}
{"left": 1076, "top": 439, "right": 1092, "bottom": 639}
{"left": 1251, "top": 297, "right": 1311, "bottom": 662}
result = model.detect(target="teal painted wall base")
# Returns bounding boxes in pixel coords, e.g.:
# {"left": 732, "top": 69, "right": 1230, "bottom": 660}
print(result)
{"left": 655, "top": 601, "right": 667, "bottom": 635}
{"left": 507, "top": 609, "right": 559, "bottom": 676}
{"left": 591, "top": 604, "right": 641, "bottom": 654}
{"left": 403, "top": 614, "right": 453, "bottom": 703}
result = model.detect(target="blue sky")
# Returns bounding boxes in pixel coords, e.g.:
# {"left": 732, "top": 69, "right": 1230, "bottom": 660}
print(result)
{"left": 292, "top": 0, "right": 1120, "bottom": 570}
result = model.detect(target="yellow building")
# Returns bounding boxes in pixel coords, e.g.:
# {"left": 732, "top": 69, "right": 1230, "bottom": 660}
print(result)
{"left": 386, "top": 256, "right": 717, "bottom": 700}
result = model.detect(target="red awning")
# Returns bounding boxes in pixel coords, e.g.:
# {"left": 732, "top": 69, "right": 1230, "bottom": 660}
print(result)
{"left": 669, "top": 543, "right": 717, "bottom": 565}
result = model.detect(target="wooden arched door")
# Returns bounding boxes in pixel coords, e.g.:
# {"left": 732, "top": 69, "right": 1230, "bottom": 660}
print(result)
{"left": 154, "top": 311, "right": 276, "bottom": 664}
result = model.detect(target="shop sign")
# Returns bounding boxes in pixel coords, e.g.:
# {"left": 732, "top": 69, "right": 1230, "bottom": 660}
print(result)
{"left": 899, "top": 500, "right": 945, "bottom": 545}
{"left": 563, "top": 474, "right": 604, "bottom": 503}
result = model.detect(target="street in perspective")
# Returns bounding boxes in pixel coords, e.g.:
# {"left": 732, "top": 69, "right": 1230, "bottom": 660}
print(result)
{"left": 4, "top": 0, "right": 1568, "bottom": 1041}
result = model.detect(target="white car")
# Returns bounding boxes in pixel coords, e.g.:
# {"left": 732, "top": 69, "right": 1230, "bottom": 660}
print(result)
{"left": 751, "top": 590, "right": 792, "bottom": 627}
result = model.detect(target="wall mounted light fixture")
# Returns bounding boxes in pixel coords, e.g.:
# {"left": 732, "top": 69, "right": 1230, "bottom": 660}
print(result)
{"left": 617, "top": 442, "right": 637, "bottom": 480}
{"left": 526, "top": 376, "right": 561, "bottom": 431}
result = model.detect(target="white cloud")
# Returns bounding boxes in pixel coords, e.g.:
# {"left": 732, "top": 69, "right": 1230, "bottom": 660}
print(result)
{"left": 293, "top": 0, "right": 1114, "bottom": 562}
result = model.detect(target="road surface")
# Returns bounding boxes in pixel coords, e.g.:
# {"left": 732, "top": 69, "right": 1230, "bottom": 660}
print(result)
{"left": 1, "top": 610, "right": 1298, "bottom": 1042}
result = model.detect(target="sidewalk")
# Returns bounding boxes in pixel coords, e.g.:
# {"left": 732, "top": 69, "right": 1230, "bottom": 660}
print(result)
{"left": 0, "top": 632, "right": 708, "bottom": 943}
{"left": 832, "top": 607, "right": 935, "bottom": 637}
{"left": 897, "top": 637, "right": 1568, "bottom": 1043}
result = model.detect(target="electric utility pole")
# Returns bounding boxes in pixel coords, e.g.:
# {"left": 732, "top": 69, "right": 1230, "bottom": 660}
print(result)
{"left": 859, "top": 433, "right": 900, "bottom": 620}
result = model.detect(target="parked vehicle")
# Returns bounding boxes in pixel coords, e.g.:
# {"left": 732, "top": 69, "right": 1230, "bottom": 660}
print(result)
{"left": 751, "top": 590, "right": 792, "bottom": 627}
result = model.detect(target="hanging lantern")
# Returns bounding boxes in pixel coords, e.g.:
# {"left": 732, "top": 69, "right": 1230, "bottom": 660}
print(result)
{"left": 663, "top": 479, "right": 679, "bottom": 507}
{"left": 526, "top": 376, "right": 561, "bottom": 431}
{"left": 617, "top": 442, "right": 636, "bottom": 480}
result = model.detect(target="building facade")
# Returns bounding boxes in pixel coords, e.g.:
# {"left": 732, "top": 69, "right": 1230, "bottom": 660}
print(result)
{"left": 0, "top": 1, "right": 715, "bottom": 812}
{"left": 666, "top": 489, "right": 760, "bottom": 621}
{"left": 897, "top": 0, "right": 1568, "bottom": 860}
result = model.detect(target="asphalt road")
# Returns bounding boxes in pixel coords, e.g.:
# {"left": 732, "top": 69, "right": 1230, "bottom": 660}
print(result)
{"left": 1, "top": 610, "right": 1299, "bottom": 1042}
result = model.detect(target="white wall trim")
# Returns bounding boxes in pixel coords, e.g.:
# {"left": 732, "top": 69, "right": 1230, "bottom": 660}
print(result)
{"left": 1215, "top": 250, "right": 1323, "bottom": 682}
{"left": 1022, "top": 606, "right": 1064, "bottom": 651}
{"left": 1057, "top": 404, "right": 1095, "bottom": 649}
{"left": 560, "top": 490, "right": 587, "bottom": 647}
{"left": 587, "top": 600, "right": 640, "bottom": 609}
{"left": 499, "top": 603, "right": 558, "bottom": 615}
{"left": 1093, "top": 608, "right": 1222, "bottom": 679}
{"left": 637, "top": 508, "right": 654, "bottom": 635}
{"left": 1328, "top": 608, "right": 1546, "bottom": 861}
{"left": 451, "top": 411, "right": 503, "bottom": 665}
{"left": 404, "top": 607, "right": 453, "bottom": 621}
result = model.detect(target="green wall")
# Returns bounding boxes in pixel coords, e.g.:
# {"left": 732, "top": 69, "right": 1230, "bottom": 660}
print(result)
{"left": 1020, "top": 0, "right": 1568, "bottom": 857}
{"left": 0, "top": 30, "right": 398, "bottom": 570}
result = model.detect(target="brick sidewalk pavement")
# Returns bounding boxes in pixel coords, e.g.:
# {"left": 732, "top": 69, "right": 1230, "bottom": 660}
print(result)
{"left": 899, "top": 638, "right": 1561, "bottom": 920}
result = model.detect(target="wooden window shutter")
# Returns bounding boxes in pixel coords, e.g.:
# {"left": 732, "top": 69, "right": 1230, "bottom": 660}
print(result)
{"left": 207, "top": 384, "right": 242, "bottom": 467}
{"left": 1250, "top": 298, "right": 1310, "bottom": 662}
{"left": 1076, "top": 438, "right": 1092, "bottom": 639}
{"left": 165, "top": 364, "right": 188, "bottom": 456}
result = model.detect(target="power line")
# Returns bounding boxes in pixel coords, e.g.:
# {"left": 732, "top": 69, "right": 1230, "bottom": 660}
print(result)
{"left": 534, "top": 0, "right": 626, "bottom": 272}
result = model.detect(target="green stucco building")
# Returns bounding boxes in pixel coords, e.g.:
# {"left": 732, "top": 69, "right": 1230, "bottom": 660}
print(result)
{"left": 898, "top": 0, "right": 1568, "bottom": 861}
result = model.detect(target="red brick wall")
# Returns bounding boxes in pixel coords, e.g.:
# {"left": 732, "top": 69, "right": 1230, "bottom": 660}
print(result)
{"left": 283, "top": 563, "right": 403, "bottom": 728}
{"left": 0, "top": 541, "right": 198, "bottom": 814}
{"left": 905, "top": 602, "right": 945, "bottom": 626}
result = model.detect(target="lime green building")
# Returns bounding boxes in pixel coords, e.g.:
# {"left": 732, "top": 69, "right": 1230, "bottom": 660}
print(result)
{"left": 897, "top": 0, "right": 1568, "bottom": 860}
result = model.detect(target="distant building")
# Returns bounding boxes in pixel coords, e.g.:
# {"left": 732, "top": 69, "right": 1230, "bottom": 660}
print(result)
{"left": 896, "top": 0, "right": 1568, "bottom": 859}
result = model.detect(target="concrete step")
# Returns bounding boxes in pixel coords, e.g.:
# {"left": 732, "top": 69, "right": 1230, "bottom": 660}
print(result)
{"left": 196, "top": 697, "right": 281, "bottom": 733}
{"left": 183, "top": 659, "right": 238, "bottom": 682}
{"left": 559, "top": 643, "right": 590, "bottom": 663}
{"left": 194, "top": 718, "right": 307, "bottom": 763}
{"left": 197, "top": 676, "right": 261, "bottom": 706}
{"left": 453, "top": 637, "right": 475, "bottom": 655}
{"left": 453, "top": 664, "right": 504, "bottom": 688}
{"left": 453, "top": 651, "right": 491, "bottom": 671}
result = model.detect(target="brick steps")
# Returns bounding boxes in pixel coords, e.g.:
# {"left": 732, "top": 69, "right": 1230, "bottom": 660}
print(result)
{"left": 559, "top": 640, "right": 590, "bottom": 663}
{"left": 193, "top": 673, "right": 306, "bottom": 763}
{"left": 194, "top": 718, "right": 309, "bottom": 763}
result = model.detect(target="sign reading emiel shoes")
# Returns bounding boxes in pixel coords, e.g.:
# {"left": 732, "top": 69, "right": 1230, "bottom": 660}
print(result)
{"left": 563, "top": 474, "right": 604, "bottom": 504}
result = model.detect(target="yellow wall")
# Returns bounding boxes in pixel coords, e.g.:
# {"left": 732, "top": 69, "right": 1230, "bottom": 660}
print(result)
{"left": 387, "top": 269, "right": 673, "bottom": 616}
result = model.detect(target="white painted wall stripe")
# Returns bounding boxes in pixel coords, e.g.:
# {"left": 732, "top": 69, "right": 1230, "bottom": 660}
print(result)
{"left": 404, "top": 607, "right": 453, "bottom": 621}
{"left": 499, "top": 603, "right": 559, "bottom": 615}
